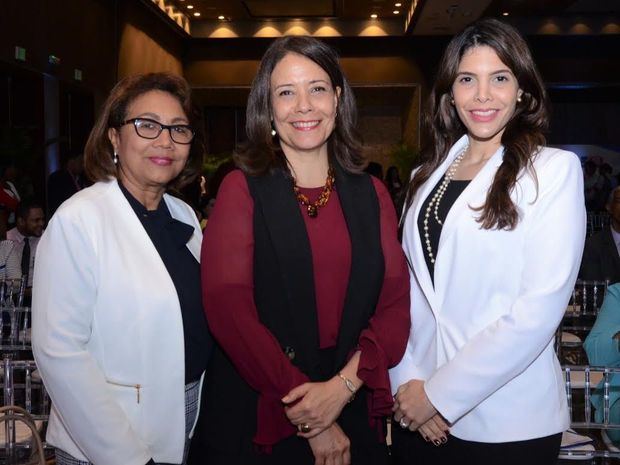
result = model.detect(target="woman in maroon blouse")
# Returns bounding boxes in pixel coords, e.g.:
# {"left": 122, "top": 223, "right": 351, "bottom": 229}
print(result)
{"left": 196, "top": 36, "right": 410, "bottom": 465}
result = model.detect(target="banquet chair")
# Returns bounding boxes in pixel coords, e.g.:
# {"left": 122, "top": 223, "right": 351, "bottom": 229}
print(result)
{"left": 587, "top": 212, "right": 611, "bottom": 238}
{"left": 0, "top": 357, "right": 50, "bottom": 464}
{"left": 0, "top": 406, "right": 45, "bottom": 465}
{"left": 557, "top": 280, "right": 610, "bottom": 364}
{"left": 560, "top": 365, "right": 620, "bottom": 461}
{"left": 1, "top": 277, "right": 30, "bottom": 351}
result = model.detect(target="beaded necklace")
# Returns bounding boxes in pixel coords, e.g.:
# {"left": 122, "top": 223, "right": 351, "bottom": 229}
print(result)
{"left": 422, "top": 144, "right": 469, "bottom": 264}
{"left": 293, "top": 167, "right": 335, "bottom": 218}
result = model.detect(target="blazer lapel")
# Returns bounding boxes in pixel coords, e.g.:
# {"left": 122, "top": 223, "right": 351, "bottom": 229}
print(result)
{"left": 164, "top": 194, "right": 202, "bottom": 262}
{"left": 433, "top": 144, "right": 504, "bottom": 297}
{"left": 109, "top": 181, "right": 177, "bottom": 291}
{"left": 406, "top": 135, "right": 470, "bottom": 314}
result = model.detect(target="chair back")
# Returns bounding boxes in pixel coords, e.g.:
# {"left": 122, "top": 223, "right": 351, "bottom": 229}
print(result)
{"left": 1, "top": 277, "right": 30, "bottom": 351}
{"left": 561, "top": 365, "right": 620, "bottom": 459}
{"left": 587, "top": 212, "right": 611, "bottom": 237}
{"left": 556, "top": 280, "right": 610, "bottom": 363}
{"left": 0, "top": 357, "right": 49, "bottom": 464}
{"left": 0, "top": 406, "right": 45, "bottom": 465}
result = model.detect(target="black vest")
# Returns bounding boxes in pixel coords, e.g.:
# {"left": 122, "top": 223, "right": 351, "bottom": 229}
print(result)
{"left": 199, "top": 164, "right": 384, "bottom": 451}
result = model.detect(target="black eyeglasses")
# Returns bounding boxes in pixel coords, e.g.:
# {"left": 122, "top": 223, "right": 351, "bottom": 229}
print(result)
{"left": 119, "top": 118, "right": 195, "bottom": 145}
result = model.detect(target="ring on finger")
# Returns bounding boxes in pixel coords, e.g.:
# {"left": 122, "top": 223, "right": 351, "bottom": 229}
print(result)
{"left": 399, "top": 417, "right": 409, "bottom": 429}
{"left": 298, "top": 423, "right": 311, "bottom": 434}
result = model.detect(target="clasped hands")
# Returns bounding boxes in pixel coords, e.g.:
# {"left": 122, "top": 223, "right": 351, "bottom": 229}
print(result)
{"left": 393, "top": 379, "right": 450, "bottom": 445}
{"left": 282, "top": 376, "right": 353, "bottom": 465}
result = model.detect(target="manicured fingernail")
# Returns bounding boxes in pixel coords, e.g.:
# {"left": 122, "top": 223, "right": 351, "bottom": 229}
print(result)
{"left": 441, "top": 437, "right": 447, "bottom": 444}
{"left": 424, "top": 435, "right": 430, "bottom": 442}
{"left": 433, "top": 439, "right": 441, "bottom": 446}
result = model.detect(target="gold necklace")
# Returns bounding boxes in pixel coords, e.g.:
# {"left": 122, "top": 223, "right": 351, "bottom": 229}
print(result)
{"left": 293, "top": 168, "right": 335, "bottom": 218}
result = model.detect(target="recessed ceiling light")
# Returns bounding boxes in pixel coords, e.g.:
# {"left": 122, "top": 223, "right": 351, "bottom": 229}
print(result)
{"left": 502, "top": 11, "right": 509, "bottom": 16}
{"left": 370, "top": 13, "right": 378, "bottom": 18}
{"left": 393, "top": 10, "right": 400, "bottom": 14}
{"left": 395, "top": 2, "right": 402, "bottom": 6}
{"left": 187, "top": 5, "right": 194, "bottom": 9}
{"left": 218, "top": 15, "right": 225, "bottom": 20}
{"left": 193, "top": 12, "right": 201, "bottom": 17}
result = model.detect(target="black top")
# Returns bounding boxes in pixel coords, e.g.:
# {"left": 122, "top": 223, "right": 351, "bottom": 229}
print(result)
{"left": 119, "top": 182, "right": 212, "bottom": 383}
{"left": 580, "top": 226, "right": 620, "bottom": 283}
{"left": 417, "top": 176, "right": 471, "bottom": 283}
{"left": 245, "top": 165, "right": 384, "bottom": 379}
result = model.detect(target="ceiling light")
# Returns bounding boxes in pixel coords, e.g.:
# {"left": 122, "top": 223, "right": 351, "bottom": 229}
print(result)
{"left": 193, "top": 12, "right": 201, "bottom": 17}
{"left": 395, "top": 2, "right": 402, "bottom": 6}
{"left": 370, "top": 13, "right": 378, "bottom": 19}
{"left": 187, "top": 5, "right": 193, "bottom": 9}
{"left": 502, "top": 11, "right": 509, "bottom": 16}
{"left": 393, "top": 10, "right": 400, "bottom": 14}
{"left": 218, "top": 15, "right": 225, "bottom": 20}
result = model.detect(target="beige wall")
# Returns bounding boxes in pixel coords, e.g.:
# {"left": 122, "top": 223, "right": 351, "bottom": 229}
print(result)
{"left": 186, "top": 56, "right": 425, "bottom": 87}
{"left": 117, "top": 23, "right": 183, "bottom": 78}
{"left": 116, "top": 0, "right": 186, "bottom": 79}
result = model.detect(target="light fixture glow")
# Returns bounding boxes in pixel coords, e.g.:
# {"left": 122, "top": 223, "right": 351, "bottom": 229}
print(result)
{"left": 193, "top": 12, "right": 201, "bottom": 17}
{"left": 502, "top": 11, "right": 509, "bottom": 16}
{"left": 218, "top": 15, "right": 225, "bottom": 20}
{"left": 187, "top": 5, "right": 194, "bottom": 9}
{"left": 395, "top": 2, "right": 402, "bottom": 6}
{"left": 370, "top": 13, "right": 378, "bottom": 18}
{"left": 393, "top": 10, "right": 400, "bottom": 14}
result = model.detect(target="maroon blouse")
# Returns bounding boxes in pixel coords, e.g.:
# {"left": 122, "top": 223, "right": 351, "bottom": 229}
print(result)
{"left": 201, "top": 170, "right": 410, "bottom": 447}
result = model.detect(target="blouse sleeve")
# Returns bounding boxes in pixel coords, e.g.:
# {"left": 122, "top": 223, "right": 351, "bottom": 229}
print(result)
{"left": 201, "top": 170, "right": 310, "bottom": 446}
{"left": 355, "top": 177, "right": 411, "bottom": 417}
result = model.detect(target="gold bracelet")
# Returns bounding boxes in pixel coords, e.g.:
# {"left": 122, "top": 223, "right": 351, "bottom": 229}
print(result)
{"left": 338, "top": 372, "right": 358, "bottom": 402}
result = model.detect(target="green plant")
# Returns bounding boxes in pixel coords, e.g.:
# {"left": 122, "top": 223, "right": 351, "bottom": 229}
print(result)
{"left": 389, "top": 143, "right": 419, "bottom": 181}
{"left": 202, "top": 152, "right": 233, "bottom": 178}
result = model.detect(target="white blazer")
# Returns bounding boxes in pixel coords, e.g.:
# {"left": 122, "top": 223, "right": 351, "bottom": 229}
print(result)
{"left": 390, "top": 135, "right": 586, "bottom": 442}
{"left": 32, "top": 180, "right": 203, "bottom": 465}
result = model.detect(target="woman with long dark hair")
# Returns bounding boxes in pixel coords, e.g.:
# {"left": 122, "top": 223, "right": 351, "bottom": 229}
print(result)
{"left": 194, "top": 36, "right": 410, "bottom": 465}
{"left": 389, "top": 18, "right": 585, "bottom": 465}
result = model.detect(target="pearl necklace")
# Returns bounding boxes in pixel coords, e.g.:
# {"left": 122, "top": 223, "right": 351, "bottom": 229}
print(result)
{"left": 422, "top": 144, "right": 469, "bottom": 264}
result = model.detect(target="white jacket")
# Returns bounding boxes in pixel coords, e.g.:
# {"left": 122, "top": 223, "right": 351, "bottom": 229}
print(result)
{"left": 390, "top": 135, "right": 586, "bottom": 442}
{"left": 32, "top": 180, "right": 202, "bottom": 465}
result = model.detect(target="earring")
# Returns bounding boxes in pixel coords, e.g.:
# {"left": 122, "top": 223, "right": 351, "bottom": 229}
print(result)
{"left": 113, "top": 151, "right": 118, "bottom": 165}
{"left": 271, "top": 128, "right": 277, "bottom": 137}
{"left": 517, "top": 95, "right": 523, "bottom": 103}
{"left": 450, "top": 98, "right": 455, "bottom": 105}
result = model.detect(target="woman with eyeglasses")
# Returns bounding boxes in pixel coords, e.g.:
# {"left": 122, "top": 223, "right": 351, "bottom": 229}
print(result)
{"left": 32, "top": 73, "right": 213, "bottom": 465}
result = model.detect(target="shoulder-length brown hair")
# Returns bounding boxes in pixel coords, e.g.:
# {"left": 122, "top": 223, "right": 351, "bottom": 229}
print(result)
{"left": 84, "top": 72, "right": 204, "bottom": 191}
{"left": 235, "top": 36, "right": 364, "bottom": 176}
{"left": 404, "top": 18, "right": 549, "bottom": 230}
